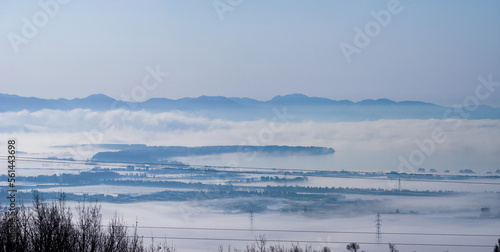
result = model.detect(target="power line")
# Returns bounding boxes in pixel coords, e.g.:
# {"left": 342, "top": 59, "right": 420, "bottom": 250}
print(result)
{"left": 4, "top": 156, "right": 497, "bottom": 249}
{"left": 6, "top": 155, "right": 499, "bottom": 178}
{"left": 6, "top": 156, "right": 500, "bottom": 186}
{"left": 117, "top": 225, "right": 499, "bottom": 238}
{"left": 3, "top": 158, "right": 496, "bottom": 249}
{"left": 122, "top": 235, "right": 496, "bottom": 248}
{"left": 3, "top": 156, "right": 500, "bottom": 186}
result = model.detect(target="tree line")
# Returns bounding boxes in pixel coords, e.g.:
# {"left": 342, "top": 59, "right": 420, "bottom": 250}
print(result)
{"left": 0, "top": 193, "right": 173, "bottom": 252}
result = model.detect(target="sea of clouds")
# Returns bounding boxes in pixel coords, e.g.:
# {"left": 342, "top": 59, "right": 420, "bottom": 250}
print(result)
{"left": 0, "top": 109, "right": 499, "bottom": 154}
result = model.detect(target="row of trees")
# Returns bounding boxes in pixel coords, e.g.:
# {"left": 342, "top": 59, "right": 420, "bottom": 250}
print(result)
{"left": 215, "top": 238, "right": 394, "bottom": 252}
{"left": 0, "top": 193, "right": 174, "bottom": 252}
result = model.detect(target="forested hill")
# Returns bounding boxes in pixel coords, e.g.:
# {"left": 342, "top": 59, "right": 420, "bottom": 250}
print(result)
{"left": 91, "top": 145, "right": 335, "bottom": 163}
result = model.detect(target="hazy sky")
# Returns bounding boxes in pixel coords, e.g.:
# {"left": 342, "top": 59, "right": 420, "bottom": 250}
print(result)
{"left": 1, "top": 0, "right": 499, "bottom": 106}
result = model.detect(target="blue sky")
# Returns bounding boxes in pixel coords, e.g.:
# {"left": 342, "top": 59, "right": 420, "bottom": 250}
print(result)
{"left": 1, "top": 0, "right": 499, "bottom": 106}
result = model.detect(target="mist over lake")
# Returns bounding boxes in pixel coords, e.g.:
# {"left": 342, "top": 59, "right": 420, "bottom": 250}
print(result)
{"left": 1, "top": 98, "right": 499, "bottom": 252}
{"left": 1, "top": 107, "right": 498, "bottom": 173}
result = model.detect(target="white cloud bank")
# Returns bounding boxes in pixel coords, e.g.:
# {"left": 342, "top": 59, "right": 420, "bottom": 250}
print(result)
{"left": 0, "top": 109, "right": 499, "bottom": 163}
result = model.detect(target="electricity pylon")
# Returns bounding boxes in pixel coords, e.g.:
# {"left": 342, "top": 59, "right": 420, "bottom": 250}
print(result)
{"left": 375, "top": 213, "right": 382, "bottom": 241}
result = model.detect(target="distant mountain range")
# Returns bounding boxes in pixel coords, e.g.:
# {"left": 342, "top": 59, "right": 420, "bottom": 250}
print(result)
{"left": 1, "top": 93, "right": 499, "bottom": 121}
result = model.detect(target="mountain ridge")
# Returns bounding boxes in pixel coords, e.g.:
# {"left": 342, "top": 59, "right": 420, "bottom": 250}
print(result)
{"left": 0, "top": 92, "right": 450, "bottom": 110}
{"left": 1, "top": 93, "right": 499, "bottom": 121}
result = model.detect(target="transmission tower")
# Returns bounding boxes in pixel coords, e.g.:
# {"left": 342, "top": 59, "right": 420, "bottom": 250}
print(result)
{"left": 249, "top": 211, "right": 255, "bottom": 232}
{"left": 398, "top": 176, "right": 401, "bottom": 191}
{"left": 375, "top": 213, "right": 382, "bottom": 241}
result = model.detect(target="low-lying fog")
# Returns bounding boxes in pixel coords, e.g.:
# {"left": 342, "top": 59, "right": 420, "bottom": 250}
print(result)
{"left": 1, "top": 109, "right": 499, "bottom": 173}
{"left": 1, "top": 109, "right": 499, "bottom": 251}
{"left": 89, "top": 196, "right": 498, "bottom": 252}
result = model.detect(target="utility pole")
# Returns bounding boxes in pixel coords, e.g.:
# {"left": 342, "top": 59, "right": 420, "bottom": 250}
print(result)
{"left": 375, "top": 213, "right": 382, "bottom": 241}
